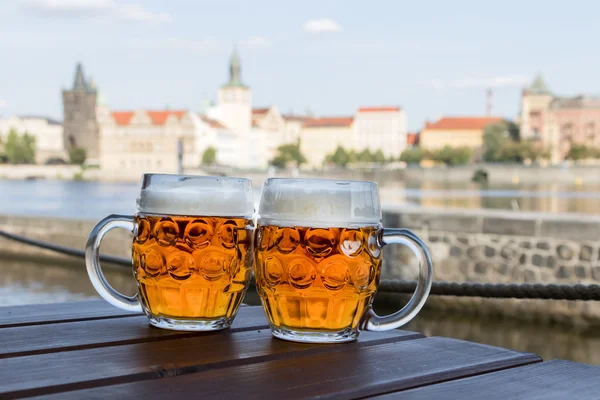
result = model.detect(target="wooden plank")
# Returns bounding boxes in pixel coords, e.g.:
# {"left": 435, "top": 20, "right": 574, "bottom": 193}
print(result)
{"left": 31, "top": 337, "right": 541, "bottom": 400}
{"left": 0, "top": 300, "right": 140, "bottom": 328}
{"left": 0, "top": 329, "right": 422, "bottom": 398}
{"left": 0, "top": 300, "right": 248, "bottom": 328}
{"left": 0, "top": 306, "right": 268, "bottom": 359}
{"left": 377, "top": 360, "right": 600, "bottom": 400}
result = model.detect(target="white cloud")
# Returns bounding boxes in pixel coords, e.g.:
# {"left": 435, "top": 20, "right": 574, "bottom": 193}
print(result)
{"left": 0, "top": 99, "right": 7, "bottom": 108}
{"left": 20, "top": 0, "right": 173, "bottom": 24}
{"left": 129, "top": 38, "right": 220, "bottom": 52}
{"left": 303, "top": 18, "right": 343, "bottom": 34}
{"left": 20, "top": 0, "right": 113, "bottom": 16}
{"left": 116, "top": 4, "right": 173, "bottom": 24}
{"left": 240, "top": 36, "right": 270, "bottom": 49}
{"left": 428, "top": 74, "right": 529, "bottom": 90}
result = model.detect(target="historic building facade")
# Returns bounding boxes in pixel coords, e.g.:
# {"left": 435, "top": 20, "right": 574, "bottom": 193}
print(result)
{"left": 520, "top": 74, "right": 600, "bottom": 162}
{"left": 62, "top": 63, "right": 100, "bottom": 163}
{"left": 419, "top": 116, "right": 502, "bottom": 150}
{"left": 0, "top": 115, "right": 65, "bottom": 163}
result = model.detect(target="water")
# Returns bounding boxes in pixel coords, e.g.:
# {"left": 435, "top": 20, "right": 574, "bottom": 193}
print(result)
{"left": 2, "top": 179, "right": 600, "bottom": 219}
{"left": 1, "top": 257, "right": 598, "bottom": 365}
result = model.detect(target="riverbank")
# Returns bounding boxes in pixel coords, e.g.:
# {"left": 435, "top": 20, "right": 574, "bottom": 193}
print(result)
{"left": 2, "top": 163, "right": 600, "bottom": 185}
{"left": 2, "top": 207, "right": 599, "bottom": 327}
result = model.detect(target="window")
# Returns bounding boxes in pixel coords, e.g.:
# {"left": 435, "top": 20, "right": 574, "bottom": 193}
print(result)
{"left": 586, "top": 122, "right": 595, "bottom": 139}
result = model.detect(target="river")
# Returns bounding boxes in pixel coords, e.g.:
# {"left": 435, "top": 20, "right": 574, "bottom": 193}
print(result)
{"left": 2, "top": 179, "right": 600, "bottom": 218}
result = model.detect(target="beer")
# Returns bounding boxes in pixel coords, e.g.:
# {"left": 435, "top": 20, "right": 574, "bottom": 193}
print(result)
{"left": 255, "top": 224, "right": 382, "bottom": 332}
{"left": 255, "top": 177, "right": 433, "bottom": 343}
{"left": 86, "top": 174, "right": 255, "bottom": 331}
{"left": 134, "top": 214, "right": 254, "bottom": 320}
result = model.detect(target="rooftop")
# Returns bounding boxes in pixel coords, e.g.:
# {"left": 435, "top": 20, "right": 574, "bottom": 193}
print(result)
{"left": 111, "top": 110, "right": 186, "bottom": 126}
{"left": 424, "top": 116, "right": 503, "bottom": 130}
{"left": 303, "top": 117, "right": 354, "bottom": 128}
{"left": 357, "top": 106, "right": 401, "bottom": 113}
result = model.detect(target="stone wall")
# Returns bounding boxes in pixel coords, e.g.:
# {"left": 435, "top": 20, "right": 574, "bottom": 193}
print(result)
{"left": 381, "top": 207, "right": 600, "bottom": 326}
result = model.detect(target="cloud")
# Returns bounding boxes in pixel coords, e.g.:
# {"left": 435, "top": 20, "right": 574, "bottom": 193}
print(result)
{"left": 303, "top": 18, "right": 343, "bottom": 34}
{"left": 129, "top": 38, "right": 220, "bottom": 52}
{"left": 427, "top": 74, "right": 529, "bottom": 90}
{"left": 116, "top": 4, "right": 173, "bottom": 24}
{"left": 239, "top": 36, "right": 270, "bottom": 49}
{"left": 20, "top": 0, "right": 173, "bottom": 24}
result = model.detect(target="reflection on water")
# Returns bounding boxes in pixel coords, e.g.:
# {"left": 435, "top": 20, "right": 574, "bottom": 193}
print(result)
{"left": 0, "top": 257, "right": 137, "bottom": 306}
{"left": 1, "top": 257, "right": 598, "bottom": 365}
{"left": 2, "top": 179, "right": 600, "bottom": 218}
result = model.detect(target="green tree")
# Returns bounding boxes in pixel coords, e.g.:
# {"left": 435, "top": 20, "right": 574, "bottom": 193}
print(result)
{"left": 566, "top": 144, "right": 590, "bottom": 161}
{"left": 399, "top": 148, "right": 425, "bottom": 165}
{"left": 5, "top": 129, "right": 36, "bottom": 164}
{"left": 325, "top": 146, "right": 351, "bottom": 167}
{"left": 201, "top": 146, "right": 217, "bottom": 165}
{"left": 373, "top": 150, "right": 386, "bottom": 164}
{"left": 432, "top": 146, "right": 472, "bottom": 166}
{"left": 354, "top": 149, "right": 372, "bottom": 163}
{"left": 68, "top": 147, "right": 87, "bottom": 165}
{"left": 270, "top": 142, "right": 307, "bottom": 168}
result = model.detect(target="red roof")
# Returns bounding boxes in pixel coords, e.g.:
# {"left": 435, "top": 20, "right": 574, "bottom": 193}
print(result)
{"left": 425, "top": 117, "right": 503, "bottom": 130}
{"left": 112, "top": 110, "right": 186, "bottom": 126}
{"left": 252, "top": 108, "right": 270, "bottom": 115}
{"left": 407, "top": 132, "right": 420, "bottom": 146}
{"left": 200, "top": 116, "right": 226, "bottom": 129}
{"left": 303, "top": 117, "right": 354, "bottom": 128}
{"left": 358, "top": 106, "right": 400, "bottom": 113}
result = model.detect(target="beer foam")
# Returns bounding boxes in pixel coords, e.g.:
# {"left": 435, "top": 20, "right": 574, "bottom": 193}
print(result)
{"left": 258, "top": 178, "right": 381, "bottom": 228}
{"left": 136, "top": 174, "right": 254, "bottom": 217}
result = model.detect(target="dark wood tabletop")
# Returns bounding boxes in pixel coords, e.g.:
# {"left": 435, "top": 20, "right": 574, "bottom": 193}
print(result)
{"left": 0, "top": 301, "right": 598, "bottom": 399}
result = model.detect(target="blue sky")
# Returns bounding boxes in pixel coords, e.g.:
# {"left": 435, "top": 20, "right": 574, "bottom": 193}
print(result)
{"left": 0, "top": 0, "right": 598, "bottom": 130}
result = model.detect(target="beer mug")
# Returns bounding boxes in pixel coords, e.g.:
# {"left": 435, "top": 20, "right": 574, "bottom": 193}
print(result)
{"left": 255, "top": 178, "right": 433, "bottom": 343}
{"left": 86, "top": 174, "right": 255, "bottom": 331}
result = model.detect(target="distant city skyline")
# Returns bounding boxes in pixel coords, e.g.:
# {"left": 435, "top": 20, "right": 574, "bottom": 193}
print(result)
{"left": 1, "top": 0, "right": 599, "bottom": 130}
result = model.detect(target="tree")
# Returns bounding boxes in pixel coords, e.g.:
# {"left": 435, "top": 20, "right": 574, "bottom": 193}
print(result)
{"left": 201, "top": 146, "right": 217, "bottom": 165}
{"left": 5, "top": 129, "right": 36, "bottom": 164}
{"left": 566, "top": 144, "right": 590, "bottom": 161}
{"left": 355, "top": 149, "right": 372, "bottom": 163}
{"left": 68, "top": 147, "right": 87, "bottom": 165}
{"left": 373, "top": 150, "right": 386, "bottom": 164}
{"left": 432, "top": 146, "right": 472, "bottom": 166}
{"left": 399, "top": 148, "right": 425, "bottom": 165}
{"left": 325, "top": 146, "right": 351, "bottom": 167}
{"left": 270, "top": 142, "right": 307, "bottom": 168}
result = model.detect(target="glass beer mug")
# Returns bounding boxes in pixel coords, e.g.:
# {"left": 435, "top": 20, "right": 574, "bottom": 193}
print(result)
{"left": 255, "top": 178, "right": 433, "bottom": 343}
{"left": 86, "top": 174, "right": 255, "bottom": 331}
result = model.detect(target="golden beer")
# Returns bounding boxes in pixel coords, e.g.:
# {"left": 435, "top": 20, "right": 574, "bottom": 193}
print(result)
{"left": 134, "top": 215, "right": 254, "bottom": 320}
{"left": 86, "top": 174, "right": 255, "bottom": 331}
{"left": 255, "top": 224, "right": 382, "bottom": 333}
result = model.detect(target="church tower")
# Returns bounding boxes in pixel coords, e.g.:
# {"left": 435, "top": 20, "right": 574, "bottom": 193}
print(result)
{"left": 62, "top": 63, "right": 100, "bottom": 162}
{"left": 216, "top": 48, "right": 252, "bottom": 132}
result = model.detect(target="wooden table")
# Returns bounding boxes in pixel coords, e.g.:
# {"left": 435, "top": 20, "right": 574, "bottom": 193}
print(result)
{"left": 1, "top": 301, "right": 599, "bottom": 399}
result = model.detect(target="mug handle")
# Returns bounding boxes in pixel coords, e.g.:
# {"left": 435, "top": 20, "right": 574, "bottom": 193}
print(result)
{"left": 85, "top": 214, "right": 142, "bottom": 312}
{"left": 360, "top": 228, "right": 433, "bottom": 331}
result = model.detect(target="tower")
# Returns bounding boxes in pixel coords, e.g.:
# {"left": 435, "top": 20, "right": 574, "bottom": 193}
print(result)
{"left": 62, "top": 63, "right": 100, "bottom": 162}
{"left": 216, "top": 48, "right": 252, "bottom": 132}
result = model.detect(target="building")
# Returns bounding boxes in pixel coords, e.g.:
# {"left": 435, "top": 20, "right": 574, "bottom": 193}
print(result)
{"left": 65, "top": 50, "right": 408, "bottom": 173}
{"left": 0, "top": 115, "right": 65, "bottom": 163}
{"left": 300, "top": 117, "right": 354, "bottom": 167}
{"left": 419, "top": 116, "right": 503, "bottom": 150}
{"left": 97, "top": 109, "right": 197, "bottom": 178}
{"left": 62, "top": 63, "right": 100, "bottom": 164}
{"left": 354, "top": 107, "right": 406, "bottom": 158}
{"left": 520, "top": 74, "right": 600, "bottom": 162}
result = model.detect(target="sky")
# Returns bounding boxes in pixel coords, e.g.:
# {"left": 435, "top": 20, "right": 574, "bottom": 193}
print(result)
{"left": 0, "top": 0, "right": 598, "bottom": 131}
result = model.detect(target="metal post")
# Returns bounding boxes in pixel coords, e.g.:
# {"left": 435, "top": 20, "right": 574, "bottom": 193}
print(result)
{"left": 177, "top": 138, "right": 183, "bottom": 174}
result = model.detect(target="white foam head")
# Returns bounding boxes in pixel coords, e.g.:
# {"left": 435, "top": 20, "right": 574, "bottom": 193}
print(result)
{"left": 258, "top": 178, "right": 381, "bottom": 228}
{"left": 136, "top": 174, "right": 254, "bottom": 217}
